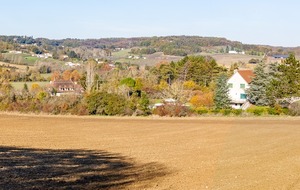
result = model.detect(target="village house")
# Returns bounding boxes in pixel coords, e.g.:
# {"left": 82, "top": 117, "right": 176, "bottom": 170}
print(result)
{"left": 227, "top": 69, "right": 254, "bottom": 109}
{"left": 265, "top": 54, "right": 289, "bottom": 63}
{"left": 32, "top": 53, "right": 53, "bottom": 59}
{"left": 272, "top": 54, "right": 289, "bottom": 59}
{"left": 48, "top": 80, "right": 84, "bottom": 96}
{"left": 65, "top": 62, "right": 81, "bottom": 67}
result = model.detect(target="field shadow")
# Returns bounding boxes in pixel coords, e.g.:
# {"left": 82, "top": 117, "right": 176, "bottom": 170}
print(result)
{"left": 0, "top": 146, "right": 168, "bottom": 189}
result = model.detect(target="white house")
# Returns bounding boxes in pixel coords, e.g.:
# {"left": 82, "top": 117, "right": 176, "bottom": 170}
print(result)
{"left": 227, "top": 70, "right": 254, "bottom": 109}
{"left": 228, "top": 50, "right": 245, "bottom": 54}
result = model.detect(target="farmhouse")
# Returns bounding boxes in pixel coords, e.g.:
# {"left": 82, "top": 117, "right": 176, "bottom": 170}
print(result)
{"left": 272, "top": 54, "right": 289, "bottom": 59}
{"left": 227, "top": 69, "right": 254, "bottom": 109}
{"left": 48, "top": 80, "right": 83, "bottom": 96}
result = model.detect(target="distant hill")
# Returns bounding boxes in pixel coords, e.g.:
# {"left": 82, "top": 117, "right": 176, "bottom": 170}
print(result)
{"left": 1, "top": 35, "right": 299, "bottom": 56}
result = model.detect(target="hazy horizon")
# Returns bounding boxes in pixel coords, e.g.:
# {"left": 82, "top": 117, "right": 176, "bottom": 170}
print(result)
{"left": 1, "top": 0, "right": 299, "bottom": 47}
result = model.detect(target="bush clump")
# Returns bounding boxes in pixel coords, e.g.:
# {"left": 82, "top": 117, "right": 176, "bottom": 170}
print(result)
{"left": 288, "top": 101, "right": 300, "bottom": 116}
{"left": 195, "top": 107, "right": 209, "bottom": 115}
{"left": 153, "top": 104, "right": 191, "bottom": 117}
{"left": 232, "top": 109, "right": 243, "bottom": 116}
{"left": 85, "top": 91, "right": 128, "bottom": 116}
{"left": 246, "top": 106, "right": 268, "bottom": 116}
{"left": 220, "top": 109, "right": 232, "bottom": 116}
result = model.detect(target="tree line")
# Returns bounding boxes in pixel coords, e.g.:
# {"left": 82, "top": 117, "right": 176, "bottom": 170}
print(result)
{"left": 1, "top": 54, "right": 300, "bottom": 116}
{"left": 3, "top": 35, "right": 299, "bottom": 57}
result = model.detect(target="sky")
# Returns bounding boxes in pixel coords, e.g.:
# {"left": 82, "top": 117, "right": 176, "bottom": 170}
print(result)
{"left": 1, "top": 0, "right": 299, "bottom": 47}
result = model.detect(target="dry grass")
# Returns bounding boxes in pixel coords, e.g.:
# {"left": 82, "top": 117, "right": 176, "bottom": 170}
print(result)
{"left": 1, "top": 114, "right": 300, "bottom": 189}
{"left": 0, "top": 61, "right": 34, "bottom": 72}
{"left": 208, "top": 53, "right": 262, "bottom": 67}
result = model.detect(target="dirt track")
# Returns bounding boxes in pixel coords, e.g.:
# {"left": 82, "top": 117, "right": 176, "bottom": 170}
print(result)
{"left": 1, "top": 114, "right": 300, "bottom": 189}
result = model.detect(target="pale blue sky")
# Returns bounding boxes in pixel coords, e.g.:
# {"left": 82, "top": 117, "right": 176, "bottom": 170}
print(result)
{"left": 1, "top": 0, "right": 299, "bottom": 47}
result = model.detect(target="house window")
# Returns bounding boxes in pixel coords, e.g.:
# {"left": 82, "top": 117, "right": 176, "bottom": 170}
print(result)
{"left": 240, "top": 84, "right": 245, "bottom": 89}
{"left": 228, "top": 83, "right": 233, "bottom": 88}
{"left": 240, "top": 93, "right": 247, "bottom": 99}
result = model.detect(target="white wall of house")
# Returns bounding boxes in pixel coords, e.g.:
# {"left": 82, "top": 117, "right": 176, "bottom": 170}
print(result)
{"left": 229, "top": 50, "right": 238, "bottom": 54}
{"left": 227, "top": 72, "right": 250, "bottom": 109}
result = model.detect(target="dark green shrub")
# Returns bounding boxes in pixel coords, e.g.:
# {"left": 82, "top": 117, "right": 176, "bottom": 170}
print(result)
{"left": 211, "top": 109, "right": 220, "bottom": 115}
{"left": 282, "top": 108, "right": 289, "bottom": 115}
{"left": 221, "top": 109, "right": 232, "bottom": 116}
{"left": 232, "top": 109, "right": 242, "bottom": 116}
{"left": 267, "top": 107, "right": 279, "bottom": 115}
{"left": 195, "top": 107, "right": 209, "bottom": 115}
{"left": 247, "top": 106, "right": 267, "bottom": 116}
{"left": 85, "top": 91, "right": 128, "bottom": 116}
{"left": 137, "top": 93, "right": 151, "bottom": 115}
{"left": 253, "top": 108, "right": 264, "bottom": 116}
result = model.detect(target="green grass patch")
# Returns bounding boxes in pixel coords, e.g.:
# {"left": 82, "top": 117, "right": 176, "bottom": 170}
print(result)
{"left": 40, "top": 73, "right": 52, "bottom": 79}
{"left": 11, "top": 82, "right": 49, "bottom": 90}
{"left": 111, "top": 49, "right": 131, "bottom": 59}
{"left": 2, "top": 53, "right": 40, "bottom": 66}
{"left": 24, "top": 56, "right": 39, "bottom": 64}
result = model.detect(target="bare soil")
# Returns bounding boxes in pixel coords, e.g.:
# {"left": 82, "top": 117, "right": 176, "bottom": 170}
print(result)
{"left": 1, "top": 114, "right": 300, "bottom": 189}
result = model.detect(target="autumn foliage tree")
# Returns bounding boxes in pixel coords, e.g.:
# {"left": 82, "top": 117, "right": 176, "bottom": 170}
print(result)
{"left": 70, "top": 70, "right": 81, "bottom": 81}
{"left": 51, "top": 71, "right": 61, "bottom": 81}
{"left": 190, "top": 91, "right": 214, "bottom": 109}
{"left": 62, "top": 70, "right": 72, "bottom": 81}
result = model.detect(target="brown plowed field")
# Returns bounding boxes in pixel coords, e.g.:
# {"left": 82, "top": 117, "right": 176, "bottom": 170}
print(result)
{"left": 1, "top": 114, "right": 300, "bottom": 189}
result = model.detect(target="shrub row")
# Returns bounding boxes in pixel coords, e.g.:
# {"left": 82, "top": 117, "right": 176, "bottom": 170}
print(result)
{"left": 0, "top": 90, "right": 298, "bottom": 117}
{"left": 194, "top": 107, "right": 242, "bottom": 116}
{"left": 152, "top": 104, "right": 192, "bottom": 117}
{"left": 0, "top": 93, "right": 88, "bottom": 115}
{"left": 192, "top": 105, "right": 289, "bottom": 116}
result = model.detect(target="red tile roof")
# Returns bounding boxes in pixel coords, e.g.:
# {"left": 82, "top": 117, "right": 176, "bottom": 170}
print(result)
{"left": 49, "top": 80, "right": 83, "bottom": 93}
{"left": 238, "top": 70, "right": 255, "bottom": 83}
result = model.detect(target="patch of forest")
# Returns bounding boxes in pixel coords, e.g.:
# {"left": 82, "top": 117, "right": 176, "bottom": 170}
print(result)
{"left": 1, "top": 35, "right": 299, "bottom": 56}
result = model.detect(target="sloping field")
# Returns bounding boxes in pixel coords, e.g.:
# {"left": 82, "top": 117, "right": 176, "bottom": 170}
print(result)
{"left": 202, "top": 53, "right": 262, "bottom": 67}
{"left": 1, "top": 114, "right": 300, "bottom": 189}
{"left": 0, "top": 61, "right": 34, "bottom": 72}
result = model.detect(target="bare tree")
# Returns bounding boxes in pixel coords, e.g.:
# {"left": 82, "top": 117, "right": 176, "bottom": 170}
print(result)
{"left": 160, "top": 80, "right": 191, "bottom": 103}
{"left": 86, "top": 59, "right": 97, "bottom": 92}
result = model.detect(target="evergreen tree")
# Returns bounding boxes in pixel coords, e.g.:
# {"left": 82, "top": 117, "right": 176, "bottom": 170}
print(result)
{"left": 174, "top": 56, "right": 224, "bottom": 86}
{"left": 266, "top": 63, "right": 280, "bottom": 106}
{"left": 276, "top": 54, "right": 300, "bottom": 97}
{"left": 23, "top": 83, "right": 28, "bottom": 92}
{"left": 225, "top": 46, "right": 229, "bottom": 53}
{"left": 68, "top": 50, "right": 78, "bottom": 58}
{"left": 137, "top": 92, "right": 151, "bottom": 115}
{"left": 246, "top": 62, "right": 270, "bottom": 106}
{"left": 214, "top": 73, "right": 231, "bottom": 109}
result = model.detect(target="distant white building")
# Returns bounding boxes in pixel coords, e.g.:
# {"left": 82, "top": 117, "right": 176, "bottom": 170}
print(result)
{"left": 44, "top": 53, "right": 52, "bottom": 58}
{"left": 229, "top": 50, "right": 245, "bottom": 54}
{"left": 229, "top": 50, "right": 238, "bottom": 54}
{"left": 9, "top": 50, "right": 22, "bottom": 54}
{"left": 65, "top": 62, "right": 81, "bottom": 67}
{"left": 227, "top": 70, "right": 254, "bottom": 109}
{"left": 62, "top": 55, "right": 69, "bottom": 59}
{"left": 33, "top": 53, "right": 52, "bottom": 59}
